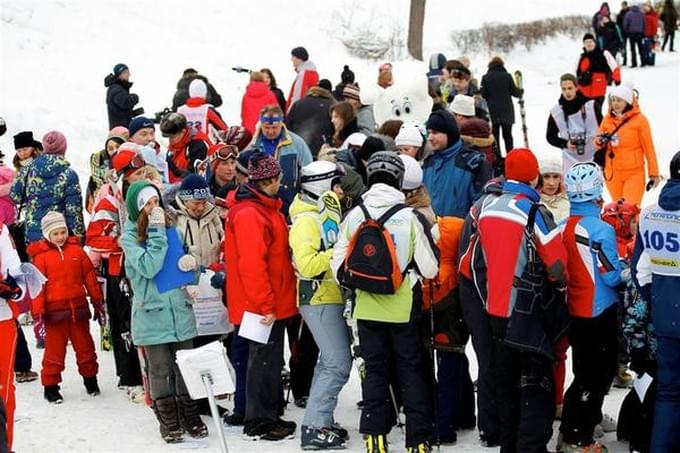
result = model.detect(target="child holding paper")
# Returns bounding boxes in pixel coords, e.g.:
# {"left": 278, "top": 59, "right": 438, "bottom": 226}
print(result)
{"left": 28, "top": 211, "right": 105, "bottom": 404}
{"left": 120, "top": 180, "right": 207, "bottom": 443}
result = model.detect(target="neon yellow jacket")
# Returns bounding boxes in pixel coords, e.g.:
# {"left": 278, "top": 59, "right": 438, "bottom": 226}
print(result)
{"left": 289, "top": 196, "right": 343, "bottom": 306}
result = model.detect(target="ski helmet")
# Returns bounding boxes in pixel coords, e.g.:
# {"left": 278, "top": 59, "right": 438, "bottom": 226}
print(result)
{"left": 366, "top": 151, "right": 405, "bottom": 189}
{"left": 671, "top": 150, "right": 680, "bottom": 180}
{"left": 565, "top": 162, "right": 603, "bottom": 203}
{"left": 399, "top": 154, "right": 423, "bottom": 191}
{"left": 160, "top": 112, "right": 187, "bottom": 137}
{"left": 602, "top": 199, "right": 640, "bottom": 238}
{"left": 300, "top": 161, "right": 345, "bottom": 199}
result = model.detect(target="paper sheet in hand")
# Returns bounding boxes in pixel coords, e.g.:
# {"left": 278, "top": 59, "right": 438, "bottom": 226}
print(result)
{"left": 175, "top": 340, "right": 235, "bottom": 400}
{"left": 10, "top": 263, "right": 47, "bottom": 299}
{"left": 633, "top": 372, "right": 653, "bottom": 402}
{"left": 238, "top": 311, "right": 273, "bottom": 344}
{"left": 185, "top": 270, "right": 232, "bottom": 336}
{"left": 154, "top": 227, "right": 195, "bottom": 293}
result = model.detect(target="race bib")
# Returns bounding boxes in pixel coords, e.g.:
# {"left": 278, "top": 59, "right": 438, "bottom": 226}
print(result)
{"left": 639, "top": 206, "right": 680, "bottom": 277}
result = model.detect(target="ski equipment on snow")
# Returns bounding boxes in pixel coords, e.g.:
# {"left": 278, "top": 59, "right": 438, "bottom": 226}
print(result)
{"left": 514, "top": 70, "right": 529, "bottom": 148}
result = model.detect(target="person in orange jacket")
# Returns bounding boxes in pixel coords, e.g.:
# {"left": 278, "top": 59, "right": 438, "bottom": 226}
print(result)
{"left": 29, "top": 211, "right": 105, "bottom": 404}
{"left": 595, "top": 84, "right": 661, "bottom": 206}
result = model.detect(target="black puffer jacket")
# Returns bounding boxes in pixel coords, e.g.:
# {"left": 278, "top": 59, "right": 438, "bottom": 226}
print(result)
{"left": 480, "top": 63, "right": 521, "bottom": 125}
{"left": 285, "top": 86, "right": 335, "bottom": 157}
{"left": 105, "top": 74, "right": 139, "bottom": 129}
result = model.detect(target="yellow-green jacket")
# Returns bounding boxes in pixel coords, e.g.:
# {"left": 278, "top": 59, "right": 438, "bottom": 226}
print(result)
{"left": 288, "top": 195, "right": 342, "bottom": 306}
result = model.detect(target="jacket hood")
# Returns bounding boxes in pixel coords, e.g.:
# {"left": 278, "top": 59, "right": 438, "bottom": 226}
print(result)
{"left": 289, "top": 195, "right": 319, "bottom": 219}
{"left": 27, "top": 236, "right": 80, "bottom": 257}
{"left": 406, "top": 186, "right": 432, "bottom": 209}
{"left": 226, "top": 183, "right": 282, "bottom": 211}
{"left": 502, "top": 180, "right": 540, "bottom": 202}
{"left": 308, "top": 86, "right": 333, "bottom": 99}
{"left": 297, "top": 60, "right": 317, "bottom": 73}
{"left": 0, "top": 166, "right": 15, "bottom": 184}
{"left": 362, "top": 183, "right": 406, "bottom": 208}
{"left": 245, "top": 81, "right": 271, "bottom": 98}
{"left": 659, "top": 179, "right": 680, "bottom": 211}
{"left": 104, "top": 74, "right": 132, "bottom": 89}
{"left": 32, "top": 154, "right": 70, "bottom": 178}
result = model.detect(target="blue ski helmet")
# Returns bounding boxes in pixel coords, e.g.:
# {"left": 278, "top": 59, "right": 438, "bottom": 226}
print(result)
{"left": 565, "top": 162, "right": 603, "bottom": 203}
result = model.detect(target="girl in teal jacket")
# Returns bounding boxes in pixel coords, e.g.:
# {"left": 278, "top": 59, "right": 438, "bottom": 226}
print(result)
{"left": 121, "top": 180, "right": 206, "bottom": 443}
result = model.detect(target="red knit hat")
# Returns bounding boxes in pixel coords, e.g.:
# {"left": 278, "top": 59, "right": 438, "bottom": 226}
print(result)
{"left": 505, "top": 148, "right": 539, "bottom": 183}
{"left": 112, "top": 143, "right": 145, "bottom": 177}
{"left": 42, "top": 131, "right": 67, "bottom": 156}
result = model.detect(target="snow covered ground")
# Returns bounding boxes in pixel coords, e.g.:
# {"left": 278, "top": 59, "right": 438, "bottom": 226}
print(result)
{"left": 2, "top": 0, "right": 680, "bottom": 451}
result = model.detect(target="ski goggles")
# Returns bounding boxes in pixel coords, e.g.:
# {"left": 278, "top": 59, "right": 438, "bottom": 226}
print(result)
{"left": 213, "top": 144, "right": 240, "bottom": 161}
{"left": 119, "top": 153, "right": 146, "bottom": 175}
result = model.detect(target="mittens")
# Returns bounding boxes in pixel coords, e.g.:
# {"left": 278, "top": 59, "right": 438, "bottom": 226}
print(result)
{"left": 148, "top": 206, "right": 165, "bottom": 227}
{"left": 177, "top": 254, "right": 198, "bottom": 272}
{"left": 0, "top": 274, "right": 22, "bottom": 300}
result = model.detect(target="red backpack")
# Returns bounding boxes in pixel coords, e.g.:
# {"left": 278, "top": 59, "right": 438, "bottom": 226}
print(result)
{"left": 341, "top": 203, "right": 408, "bottom": 295}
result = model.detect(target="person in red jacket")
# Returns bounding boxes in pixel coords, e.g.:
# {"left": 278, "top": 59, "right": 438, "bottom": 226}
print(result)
{"left": 241, "top": 72, "right": 279, "bottom": 135}
{"left": 224, "top": 151, "right": 298, "bottom": 441}
{"left": 286, "top": 47, "right": 319, "bottom": 113}
{"left": 642, "top": 2, "right": 660, "bottom": 66}
{"left": 177, "top": 78, "right": 228, "bottom": 145}
{"left": 29, "top": 211, "right": 105, "bottom": 404}
{"left": 577, "top": 33, "right": 621, "bottom": 106}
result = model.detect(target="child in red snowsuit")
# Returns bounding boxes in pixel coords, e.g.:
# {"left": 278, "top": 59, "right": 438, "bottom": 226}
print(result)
{"left": 29, "top": 211, "right": 105, "bottom": 403}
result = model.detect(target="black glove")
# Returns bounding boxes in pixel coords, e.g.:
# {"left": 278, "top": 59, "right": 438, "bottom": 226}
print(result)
{"left": 0, "top": 274, "right": 22, "bottom": 300}
{"left": 210, "top": 271, "right": 225, "bottom": 290}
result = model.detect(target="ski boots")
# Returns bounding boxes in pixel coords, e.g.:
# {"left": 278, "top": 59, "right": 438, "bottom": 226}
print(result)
{"left": 406, "top": 442, "right": 432, "bottom": 453}
{"left": 365, "top": 433, "right": 388, "bottom": 453}
{"left": 44, "top": 385, "right": 63, "bottom": 404}
{"left": 301, "top": 426, "right": 346, "bottom": 450}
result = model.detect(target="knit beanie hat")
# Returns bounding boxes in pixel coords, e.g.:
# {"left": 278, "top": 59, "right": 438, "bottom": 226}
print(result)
{"left": 559, "top": 73, "right": 578, "bottom": 86}
{"left": 505, "top": 148, "right": 540, "bottom": 183}
{"left": 341, "top": 65, "right": 355, "bottom": 84}
{"left": 109, "top": 126, "right": 130, "bottom": 140}
{"left": 671, "top": 150, "right": 680, "bottom": 180}
{"left": 236, "top": 151, "right": 251, "bottom": 176}
{"left": 609, "top": 84, "right": 634, "bottom": 105}
{"left": 539, "top": 153, "right": 563, "bottom": 175}
{"left": 178, "top": 174, "right": 211, "bottom": 201}
{"left": 317, "top": 79, "right": 333, "bottom": 92}
{"left": 343, "top": 84, "right": 361, "bottom": 102}
{"left": 104, "top": 135, "right": 126, "bottom": 152}
{"left": 113, "top": 63, "right": 128, "bottom": 77}
{"left": 427, "top": 53, "right": 447, "bottom": 77}
{"left": 450, "top": 95, "right": 475, "bottom": 117}
{"left": 583, "top": 32, "right": 596, "bottom": 42}
{"left": 42, "top": 131, "right": 67, "bottom": 156}
{"left": 395, "top": 123, "right": 424, "bottom": 148}
{"left": 291, "top": 46, "right": 309, "bottom": 61}
{"left": 42, "top": 211, "right": 68, "bottom": 241}
{"left": 125, "top": 180, "right": 162, "bottom": 222}
{"left": 13, "top": 131, "right": 42, "bottom": 150}
{"left": 128, "top": 116, "right": 155, "bottom": 137}
{"left": 426, "top": 110, "right": 460, "bottom": 148}
{"left": 356, "top": 136, "right": 386, "bottom": 162}
{"left": 248, "top": 151, "right": 281, "bottom": 181}
{"left": 189, "top": 79, "right": 208, "bottom": 99}
{"left": 399, "top": 154, "right": 423, "bottom": 191}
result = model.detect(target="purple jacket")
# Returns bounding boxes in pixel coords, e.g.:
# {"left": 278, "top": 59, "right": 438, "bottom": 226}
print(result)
{"left": 624, "top": 6, "right": 645, "bottom": 34}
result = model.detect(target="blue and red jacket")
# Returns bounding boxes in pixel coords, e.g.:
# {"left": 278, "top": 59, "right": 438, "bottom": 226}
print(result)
{"left": 562, "top": 202, "right": 621, "bottom": 318}
{"left": 461, "top": 181, "right": 568, "bottom": 318}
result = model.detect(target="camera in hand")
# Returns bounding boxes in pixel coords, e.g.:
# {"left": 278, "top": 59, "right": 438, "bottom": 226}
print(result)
{"left": 569, "top": 133, "right": 587, "bottom": 156}
{"left": 232, "top": 66, "right": 252, "bottom": 74}
{"left": 153, "top": 107, "right": 172, "bottom": 124}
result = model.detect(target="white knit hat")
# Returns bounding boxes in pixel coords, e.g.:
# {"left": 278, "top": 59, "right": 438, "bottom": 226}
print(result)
{"left": 189, "top": 78, "right": 208, "bottom": 99}
{"left": 342, "top": 132, "right": 367, "bottom": 149}
{"left": 395, "top": 122, "right": 424, "bottom": 148}
{"left": 608, "top": 84, "right": 634, "bottom": 105}
{"left": 137, "top": 186, "right": 159, "bottom": 211}
{"left": 399, "top": 154, "right": 423, "bottom": 191}
{"left": 41, "top": 211, "right": 67, "bottom": 241}
{"left": 539, "top": 153, "right": 563, "bottom": 175}
{"left": 450, "top": 95, "right": 475, "bottom": 117}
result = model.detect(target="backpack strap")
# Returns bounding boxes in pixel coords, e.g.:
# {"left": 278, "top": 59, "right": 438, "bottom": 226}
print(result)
{"left": 376, "top": 203, "right": 408, "bottom": 226}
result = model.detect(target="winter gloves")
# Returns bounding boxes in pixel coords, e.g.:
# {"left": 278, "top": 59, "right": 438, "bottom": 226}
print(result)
{"left": 148, "top": 206, "right": 165, "bottom": 227}
{"left": 93, "top": 303, "right": 107, "bottom": 328}
{"left": 210, "top": 271, "right": 225, "bottom": 289}
{"left": 0, "top": 274, "right": 22, "bottom": 300}
{"left": 178, "top": 254, "right": 198, "bottom": 272}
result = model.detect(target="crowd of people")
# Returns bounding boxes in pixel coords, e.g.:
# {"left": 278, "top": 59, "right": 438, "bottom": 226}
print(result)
{"left": 0, "top": 2, "right": 679, "bottom": 452}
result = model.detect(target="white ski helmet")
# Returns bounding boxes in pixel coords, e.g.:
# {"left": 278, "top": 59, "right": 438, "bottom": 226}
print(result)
{"left": 399, "top": 154, "right": 423, "bottom": 191}
{"left": 300, "top": 161, "right": 345, "bottom": 199}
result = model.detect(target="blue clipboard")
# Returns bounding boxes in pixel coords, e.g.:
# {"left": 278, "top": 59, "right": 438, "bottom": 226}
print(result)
{"left": 154, "top": 227, "right": 195, "bottom": 293}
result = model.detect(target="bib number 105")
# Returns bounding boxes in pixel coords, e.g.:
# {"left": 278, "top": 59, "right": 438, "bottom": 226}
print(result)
{"left": 643, "top": 230, "right": 680, "bottom": 253}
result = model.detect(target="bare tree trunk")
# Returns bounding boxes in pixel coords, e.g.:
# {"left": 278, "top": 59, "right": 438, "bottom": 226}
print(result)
{"left": 407, "top": 0, "right": 426, "bottom": 61}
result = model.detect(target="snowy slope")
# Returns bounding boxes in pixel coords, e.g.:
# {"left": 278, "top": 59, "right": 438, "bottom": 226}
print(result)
{"left": 2, "top": 0, "right": 680, "bottom": 451}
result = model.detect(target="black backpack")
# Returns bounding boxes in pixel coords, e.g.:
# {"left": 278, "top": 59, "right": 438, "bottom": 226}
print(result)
{"left": 340, "top": 203, "right": 408, "bottom": 295}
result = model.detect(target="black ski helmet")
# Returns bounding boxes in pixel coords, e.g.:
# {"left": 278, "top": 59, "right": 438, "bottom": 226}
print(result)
{"left": 671, "top": 150, "right": 680, "bottom": 181}
{"left": 366, "top": 151, "right": 405, "bottom": 189}
{"left": 160, "top": 112, "right": 187, "bottom": 137}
